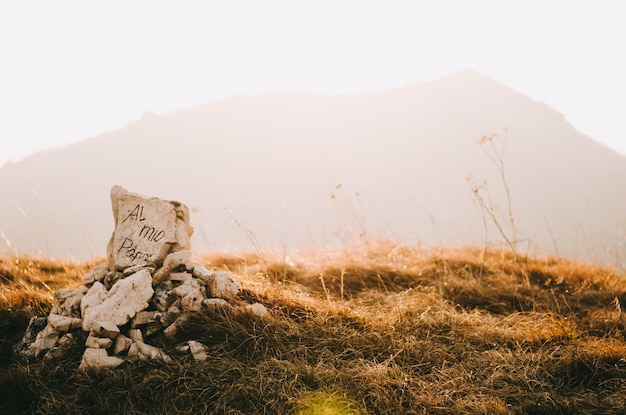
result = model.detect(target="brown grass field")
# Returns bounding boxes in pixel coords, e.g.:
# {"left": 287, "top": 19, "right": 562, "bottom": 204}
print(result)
{"left": 1, "top": 241, "right": 626, "bottom": 414}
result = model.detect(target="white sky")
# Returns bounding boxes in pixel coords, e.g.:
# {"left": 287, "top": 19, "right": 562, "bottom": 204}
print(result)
{"left": 1, "top": 0, "right": 625, "bottom": 165}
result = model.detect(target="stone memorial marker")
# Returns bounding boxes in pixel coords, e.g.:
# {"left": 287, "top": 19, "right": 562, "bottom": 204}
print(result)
{"left": 13, "top": 185, "right": 271, "bottom": 370}
{"left": 107, "top": 185, "right": 193, "bottom": 270}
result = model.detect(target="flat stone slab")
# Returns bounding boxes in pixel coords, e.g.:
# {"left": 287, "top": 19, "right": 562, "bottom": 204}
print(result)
{"left": 82, "top": 269, "right": 154, "bottom": 331}
{"left": 107, "top": 186, "right": 193, "bottom": 270}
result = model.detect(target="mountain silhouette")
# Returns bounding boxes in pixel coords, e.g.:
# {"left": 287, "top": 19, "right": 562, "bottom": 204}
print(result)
{"left": 1, "top": 70, "right": 625, "bottom": 265}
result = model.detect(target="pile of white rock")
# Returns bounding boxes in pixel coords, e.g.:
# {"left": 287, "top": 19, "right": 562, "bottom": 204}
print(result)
{"left": 14, "top": 186, "right": 268, "bottom": 370}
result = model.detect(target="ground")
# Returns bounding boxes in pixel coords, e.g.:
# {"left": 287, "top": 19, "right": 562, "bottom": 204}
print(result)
{"left": 1, "top": 241, "right": 626, "bottom": 414}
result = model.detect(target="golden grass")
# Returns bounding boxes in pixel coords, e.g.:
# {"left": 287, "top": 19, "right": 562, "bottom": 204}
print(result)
{"left": 2, "top": 241, "right": 626, "bottom": 414}
{"left": 0, "top": 254, "right": 96, "bottom": 315}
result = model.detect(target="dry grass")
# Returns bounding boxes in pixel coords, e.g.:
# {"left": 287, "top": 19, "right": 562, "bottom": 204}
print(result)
{"left": 0, "top": 255, "right": 96, "bottom": 313}
{"left": 2, "top": 241, "right": 626, "bottom": 414}
{"left": 0, "top": 255, "right": 96, "bottom": 370}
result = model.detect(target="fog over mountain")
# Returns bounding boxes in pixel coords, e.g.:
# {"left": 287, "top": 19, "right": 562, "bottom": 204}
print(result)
{"left": 1, "top": 70, "right": 625, "bottom": 265}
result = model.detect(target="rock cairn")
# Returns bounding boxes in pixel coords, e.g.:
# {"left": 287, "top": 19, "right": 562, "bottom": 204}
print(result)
{"left": 14, "top": 186, "right": 267, "bottom": 369}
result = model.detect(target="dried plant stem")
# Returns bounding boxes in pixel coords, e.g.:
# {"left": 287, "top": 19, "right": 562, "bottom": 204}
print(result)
{"left": 224, "top": 207, "right": 270, "bottom": 271}
{"left": 470, "top": 130, "right": 519, "bottom": 261}
{"left": 481, "top": 135, "right": 517, "bottom": 246}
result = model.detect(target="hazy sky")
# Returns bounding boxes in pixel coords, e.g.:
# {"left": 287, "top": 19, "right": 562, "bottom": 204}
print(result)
{"left": 1, "top": 0, "right": 625, "bottom": 165}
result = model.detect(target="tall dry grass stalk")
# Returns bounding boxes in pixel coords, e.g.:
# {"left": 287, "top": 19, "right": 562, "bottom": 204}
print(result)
{"left": 468, "top": 129, "right": 519, "bottom": 262}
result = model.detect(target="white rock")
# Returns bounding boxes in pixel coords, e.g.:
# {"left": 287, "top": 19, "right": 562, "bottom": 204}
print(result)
{"left": 81, "top": 281, "right": 107, "bottom": 317}
{"left": 131, "top": 311, "right": 157, "bottom": 328}
{"left": 114, "top": 334, "right": 133, "bottom": 355}
{"left": 92, "top": 263, "right": 109, "bottom": 282}
{"left": 152, "top": 267, "right": 171, "bottom": 287}
{"left": 171, "top": 277, "right": 205, "bottom": 312}
{"left": 28, "top": 324, "right": 60, "bottom": 357}
{"left": 128, "top": 328, "right": 144, "bottom": 343}
{"left": 123, "top": 264, "right": 155, "bottom": 276}
{"left": 172, "top": 276, "right": 202, "bottom": 295}
{"left": 79, "top": 348, "right": 125, "bottom": 370}
{"left": 83, "top": 273, "right": 96, "bottom": 286}
{"left": 169, "top": 272, "right": 192, "bottom": 282}
{"left": 13, "top": 317, "right": 48, "bottom": 358}
{"left": 106, "top": 186, "right": 193, "bottom": 270}
{"left": 176, "top": 344, "right": 190, "bottom": 353}
{"left": 152, "top": 280, "right": 173, "bottom": 311}
{"left": 188, "top": 340, "right": 208, "bottom": 361}
{"left": 67, "top": 296, "right": 85, "bottom": 316}
{"left": 127, "top": 342, "right": 140, "bottom": 358}
{"left": 180, "top": 295, "right": 203, "bottom": 312}
{"left": 82, "top": 269, "right": 154, "bottom": 331}
{"left": 134, "top": 341, "right": 172, "bottom": 363}
{"left": 91, "top": 321, "right": 120, "bottom": 339}
{"left": 163, "top": 314, "right": 188, "bottom": 340}
{"left": 173, "top": 203, "right": 193, "bottom": 252}
{"left": 209, "top": 272, "right": 240, "bottom": 300}
{"left": 192, "top": 264, "right": 213, "bottom": 285}
{"left": 246, "top": 303, "right": 269, "bottom": 319}
{"left": 48, "top": 314, "right": 82, "bottom": 332}
{"left": 163, "top": 250, "right": 192, "bottom": 271}
{"left": 163, "top": 324, "right": 178, "bottom": 339}
{"left": 85, "top": 335, "right": 113, "bottom": 349}
{"left": 53, "top": 289, "right": 84, "bottom": 317}
{"left": 84, "top": 263, "right": 109, "bottom": 286}
{"left": 54, "top": 288, "right": 81, "bottom": 301}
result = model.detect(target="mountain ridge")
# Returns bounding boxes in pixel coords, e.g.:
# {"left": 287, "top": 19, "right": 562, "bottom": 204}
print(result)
{"left": 1, "top": 71, "right": 624, "bottom": 265}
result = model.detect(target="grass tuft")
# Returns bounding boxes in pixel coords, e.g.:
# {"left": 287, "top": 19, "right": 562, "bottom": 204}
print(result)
{"left": 293, "top": 391, "right": 365, "bottom": 415}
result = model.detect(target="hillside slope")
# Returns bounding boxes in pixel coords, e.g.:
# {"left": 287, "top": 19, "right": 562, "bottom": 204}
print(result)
{"left": 1, "top": 70, "right": 624, "bottom": 263}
